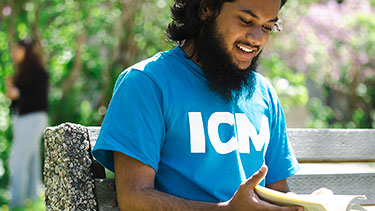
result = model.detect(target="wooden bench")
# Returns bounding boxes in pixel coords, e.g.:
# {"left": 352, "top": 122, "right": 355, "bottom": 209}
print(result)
{"left": 43, "top": 123, "right": 375, "bottom": 210}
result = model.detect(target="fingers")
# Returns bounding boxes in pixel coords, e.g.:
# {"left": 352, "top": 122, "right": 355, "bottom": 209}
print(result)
{"left": 252, "top": 190, "right": 303, "bottom": 211}
{"left": 282, "top": 205, "right": 305, "bottom": 211}
{"left": 262, "top": 202, "right": 304, "bottom": 211}
{"left": 281, "top": 206, "right": 304, "bottom": 211}
{"left": 232, "top": 165, "right": 304, "bottom": 211}
{"left": 249, "top": 166, "right": 304, "bottom": 211}
{"left": 242, "top": 165, "right": 268, "bottom": 189}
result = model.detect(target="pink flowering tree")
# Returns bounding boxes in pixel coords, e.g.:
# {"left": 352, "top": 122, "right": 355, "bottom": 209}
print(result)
{"left": 263, "top": 0, "right": 375, "bottom": 128}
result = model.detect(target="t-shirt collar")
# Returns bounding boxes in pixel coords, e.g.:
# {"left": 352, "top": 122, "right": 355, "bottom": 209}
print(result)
{"left": 173, "top": 46, "right": 205, "bottom": 76}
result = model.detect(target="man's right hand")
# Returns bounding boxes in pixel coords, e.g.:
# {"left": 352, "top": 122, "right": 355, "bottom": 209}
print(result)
{"left": 224, "top": 165, "right": 304, "bottom": 211}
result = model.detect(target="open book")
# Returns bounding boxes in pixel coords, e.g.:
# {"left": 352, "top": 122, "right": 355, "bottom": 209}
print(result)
{"left": 255, "top": 185, "right": 367, "bottom": 211}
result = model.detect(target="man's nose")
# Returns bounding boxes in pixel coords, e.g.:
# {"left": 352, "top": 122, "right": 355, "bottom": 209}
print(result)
{"left": 245, "top": 26, "right": 263, "bottom": 46}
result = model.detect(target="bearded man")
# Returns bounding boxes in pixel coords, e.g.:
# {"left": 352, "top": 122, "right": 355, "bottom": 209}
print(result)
{"left": 93, "top": 0, "right": 303, "bottom": 210}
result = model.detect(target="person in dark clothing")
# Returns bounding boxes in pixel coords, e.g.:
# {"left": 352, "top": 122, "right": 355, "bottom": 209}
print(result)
{"left": 6, "top": 39, "right": 48, "bottom": 208}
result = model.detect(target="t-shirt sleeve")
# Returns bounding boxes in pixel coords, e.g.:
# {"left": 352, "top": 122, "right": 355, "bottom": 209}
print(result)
{"left": 92, "top": 69, "right": 165, "bottom": 172}
{"left": 264, "top": 84, "right": 300, "bottom": 184}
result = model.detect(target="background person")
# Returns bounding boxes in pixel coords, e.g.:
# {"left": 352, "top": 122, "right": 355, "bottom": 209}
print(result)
{"left": 6, "top": 39, "right": 48, "bottom": 208}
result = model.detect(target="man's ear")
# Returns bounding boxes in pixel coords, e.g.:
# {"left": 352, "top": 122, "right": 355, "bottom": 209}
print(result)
{"left": 199, "top": 0, "right": 213, "bottom": 20}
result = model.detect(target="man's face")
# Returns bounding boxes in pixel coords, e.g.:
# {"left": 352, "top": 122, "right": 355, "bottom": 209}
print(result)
{"left": 214, "top": 0, "right": 281, "bottom": 70}
{"left": 194, "top": 0, "right": 281, "bottom": 101}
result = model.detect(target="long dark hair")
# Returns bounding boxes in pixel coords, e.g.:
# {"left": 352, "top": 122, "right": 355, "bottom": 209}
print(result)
{"left": 14, "top": 39, "right": 45, "bottom": 85}
{"left": 166, "top": 0, "right": 288, "bottom": 44}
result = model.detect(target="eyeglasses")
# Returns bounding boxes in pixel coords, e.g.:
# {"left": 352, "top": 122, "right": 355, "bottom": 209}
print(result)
{"left": 272, "top": 19, "right": 283, "bottom": 33}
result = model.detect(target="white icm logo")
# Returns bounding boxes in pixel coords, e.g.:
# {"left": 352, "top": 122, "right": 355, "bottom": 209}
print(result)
{"left": 188, "top": 112, "right": 270, "bottom": 154}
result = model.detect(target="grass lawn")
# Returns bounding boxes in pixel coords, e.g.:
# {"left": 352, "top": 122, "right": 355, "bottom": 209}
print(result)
{"left": 0, "top": 196, "right": 45, "bottom": 211}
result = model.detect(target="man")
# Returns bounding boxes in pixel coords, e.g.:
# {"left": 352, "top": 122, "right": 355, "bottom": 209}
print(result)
{"left": 93, "top": 0, "right": 303, "bottom": 210}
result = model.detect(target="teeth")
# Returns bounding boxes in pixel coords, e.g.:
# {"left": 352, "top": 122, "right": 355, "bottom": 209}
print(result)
{"left": 237, "top": 45, "right": 254, "bottom": 53}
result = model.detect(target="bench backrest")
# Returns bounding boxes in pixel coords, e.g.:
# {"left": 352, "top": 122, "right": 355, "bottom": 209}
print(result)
{"left": 43, "top": 123, "right": 375, "bottom": 210}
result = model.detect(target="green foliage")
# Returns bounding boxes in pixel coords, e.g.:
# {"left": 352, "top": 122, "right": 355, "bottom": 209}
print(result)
{"left": 0, "top": 94, "right": 11, "bottom": 207}
{"left": 0, "top": 0, "right": 174, "bottom": 206}
{"left": 0, "top": 18, "right": 12, "bottom": 207}
{"left": 260, "top": 53, "right": 308, "bottom": 113}
{"left": 0, "top": 0, "right": 374, "bottom": 207}
{"left": 306, "top": 97, "right": 335, "bottom": 128}
{"left": 266, "top": 0, "right": 375, "bottom": 128}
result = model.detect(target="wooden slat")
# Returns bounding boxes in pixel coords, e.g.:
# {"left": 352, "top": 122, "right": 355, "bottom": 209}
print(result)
{"left": 287, "top": 129, "right": 375, "bottom": 162}
{"left": 88, "top": 126, "right": 101, "bottom": 150}
{"left": 88, "top": 128, "right": 375, "bottom": 162}
{"left": 288, "top": 173, "right": 375, "bottom": 205}
{"left": 95, "top": 179, "right": 119, "bottom": 211}
{"left": 297, "top": 163, "right": 375, "bottom": 175}
{"left": 87, "top": 127, "right": 107, "bottom": 178}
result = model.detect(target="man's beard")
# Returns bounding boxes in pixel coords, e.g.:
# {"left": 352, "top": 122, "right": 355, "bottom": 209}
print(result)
{"left": 193, "top": 19, "right": 260, "bottom": 102}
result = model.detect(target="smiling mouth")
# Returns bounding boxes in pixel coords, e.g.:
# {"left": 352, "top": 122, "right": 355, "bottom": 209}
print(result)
{"left": 236, "top": 44, "right": 257, "bottom": 53}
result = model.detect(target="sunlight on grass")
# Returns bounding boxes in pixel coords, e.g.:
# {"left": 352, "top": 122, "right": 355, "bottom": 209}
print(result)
{"left": 0, "top": 195, "right": 45, "bottom": 211}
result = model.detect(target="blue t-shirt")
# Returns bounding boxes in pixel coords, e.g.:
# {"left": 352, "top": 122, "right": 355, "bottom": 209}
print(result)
{"left": 92, "top": 46, "right": 300, "bottom": 203}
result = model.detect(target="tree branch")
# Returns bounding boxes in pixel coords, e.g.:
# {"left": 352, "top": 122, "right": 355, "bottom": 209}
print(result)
{"left": 28, "top": 0, "right": 48, "bottom": 68}
{"left": 61, "top": 0, "right": 88, "bottom": 98}
{"left": 61, "top": 31, "right": 87, "bottom": 97}
{"left": 97, "top": 0, "right": 139, "bottom": 108}
{"left": 4, "top": 1, "right": 18, "bottom": 75}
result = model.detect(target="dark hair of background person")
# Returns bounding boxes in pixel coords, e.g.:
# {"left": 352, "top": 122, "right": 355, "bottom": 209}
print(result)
{"left": 14, "top": 39, "right": 46, "bottom": 85}
{"left": 11, "top": 39, "right": 48, "bottom": 115}
{"left": 166, "top": 0, "right": 287, "bottom": 45}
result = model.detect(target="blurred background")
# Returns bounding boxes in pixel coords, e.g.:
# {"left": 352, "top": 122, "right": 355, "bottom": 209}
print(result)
{"left": 0, "top": 0, "right": 374, "bottom": 209}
